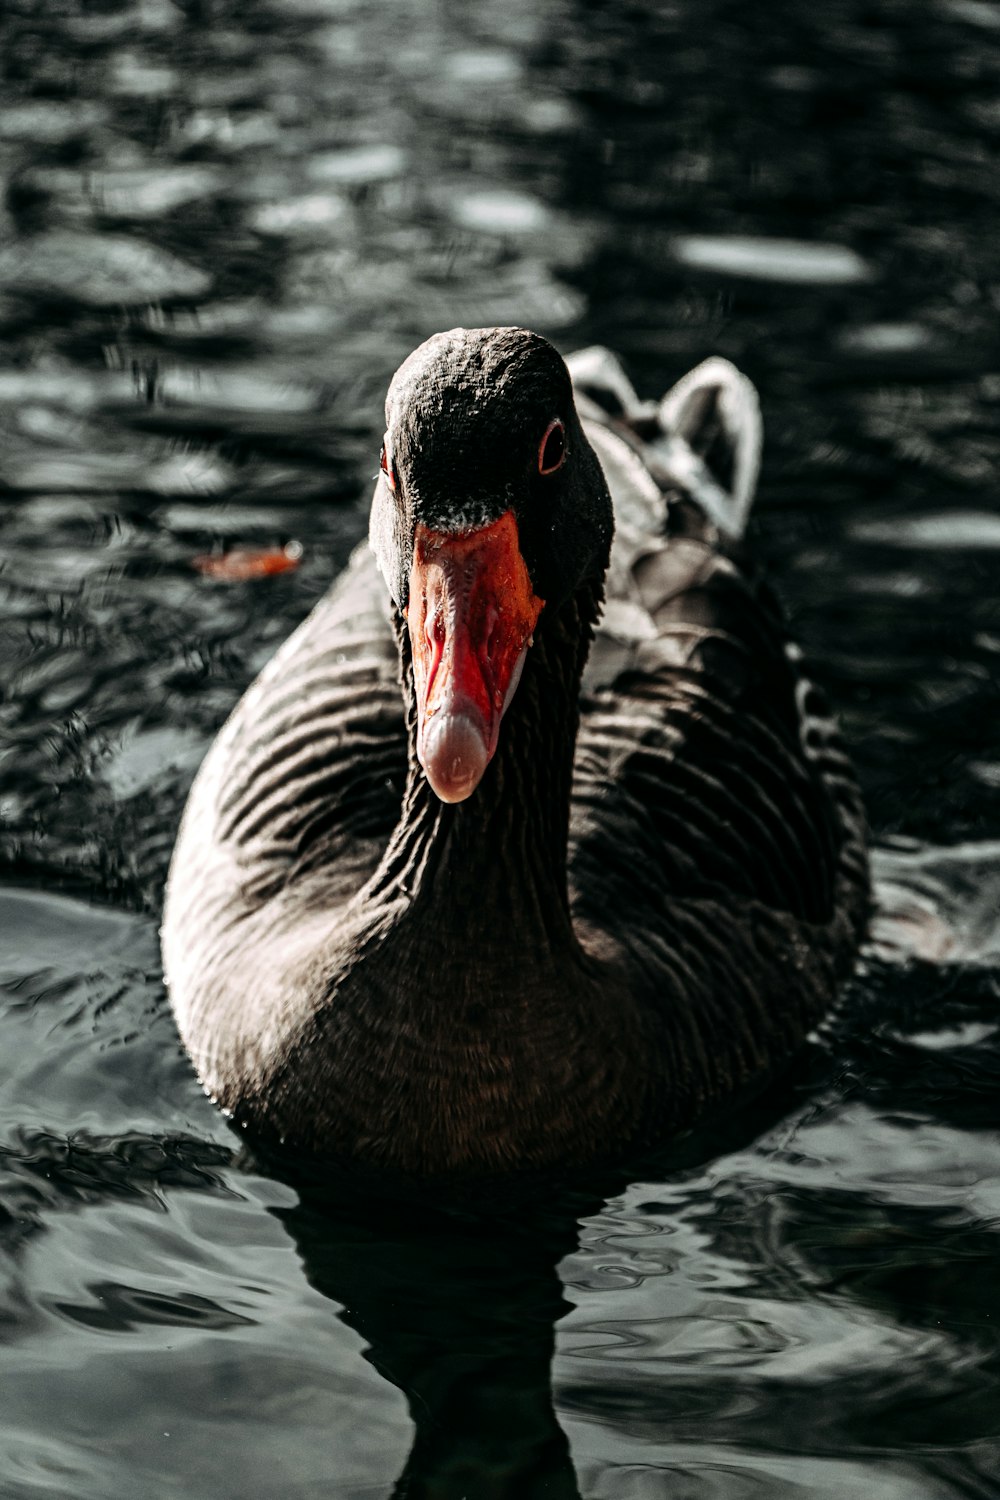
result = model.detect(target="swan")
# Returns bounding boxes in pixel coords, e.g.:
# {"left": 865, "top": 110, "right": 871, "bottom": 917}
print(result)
{"left": 162, "top": 327, "right": 867, "bottom": 1175}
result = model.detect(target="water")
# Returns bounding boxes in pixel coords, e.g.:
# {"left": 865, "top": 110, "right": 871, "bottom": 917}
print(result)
{"left": 2, "top": 0, "right": 1000, "bottom": 1494}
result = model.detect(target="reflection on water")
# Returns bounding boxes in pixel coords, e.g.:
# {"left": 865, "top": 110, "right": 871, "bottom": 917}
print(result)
{"left": 2, "top": 0, "right": 1000, "bottom": 1495}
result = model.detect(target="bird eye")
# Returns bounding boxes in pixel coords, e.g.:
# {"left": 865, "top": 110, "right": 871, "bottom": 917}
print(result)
{"left": 380, "top": 439, "right": 396, "bottom": 491}
{"left": 538, "top": 418, "right": 567, "bottom": 475}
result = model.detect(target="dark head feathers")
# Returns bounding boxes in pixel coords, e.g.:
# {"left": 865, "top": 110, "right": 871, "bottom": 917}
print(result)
{"left": 370, "top": 326, "right": 613, "bottom": 612}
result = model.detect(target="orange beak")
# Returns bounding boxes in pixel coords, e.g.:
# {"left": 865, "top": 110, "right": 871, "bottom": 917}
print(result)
{"left": 405, "top": 510, "right": 544, "bottom": 803}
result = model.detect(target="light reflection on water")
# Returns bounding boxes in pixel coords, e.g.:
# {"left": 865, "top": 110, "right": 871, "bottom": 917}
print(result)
{"left": 2, "top": 0, "right": 1000, "bottom": 1494}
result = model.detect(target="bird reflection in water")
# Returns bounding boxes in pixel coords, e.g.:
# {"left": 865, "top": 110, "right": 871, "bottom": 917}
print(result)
{"left": 258, "top": 1086, "right": 796, "bottom": 1498}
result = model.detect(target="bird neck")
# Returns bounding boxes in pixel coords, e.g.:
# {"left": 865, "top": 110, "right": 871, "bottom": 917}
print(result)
{"left": 368, "top": 581, "right": 602, "bottom": 956}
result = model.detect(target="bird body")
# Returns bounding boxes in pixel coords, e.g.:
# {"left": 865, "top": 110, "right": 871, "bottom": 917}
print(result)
{"left": 162, "top": 328, "right": 867, "bottom": 1175}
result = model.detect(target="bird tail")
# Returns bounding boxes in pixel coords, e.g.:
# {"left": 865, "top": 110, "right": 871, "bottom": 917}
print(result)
{"left": 567, "top": 348, "right": 762, "bottom": 541}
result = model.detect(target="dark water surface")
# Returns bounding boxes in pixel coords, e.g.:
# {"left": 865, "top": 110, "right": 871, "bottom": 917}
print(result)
{"left": 2, "top": 0, "right": 1000, "bottom": 1495}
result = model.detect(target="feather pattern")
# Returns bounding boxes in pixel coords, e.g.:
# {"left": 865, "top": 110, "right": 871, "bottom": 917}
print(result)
{"left": 162, "top": 330, "right": 867, "bottom": 1175}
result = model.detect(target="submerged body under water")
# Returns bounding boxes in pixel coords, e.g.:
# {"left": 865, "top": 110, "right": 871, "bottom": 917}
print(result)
{"left": 2, "top": 0, "right": 1000, "bottom": 1495}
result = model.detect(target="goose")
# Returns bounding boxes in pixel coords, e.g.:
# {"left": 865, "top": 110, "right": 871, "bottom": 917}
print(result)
{"left": 162, "top": 327, "right": 868, "bottom": 1176}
